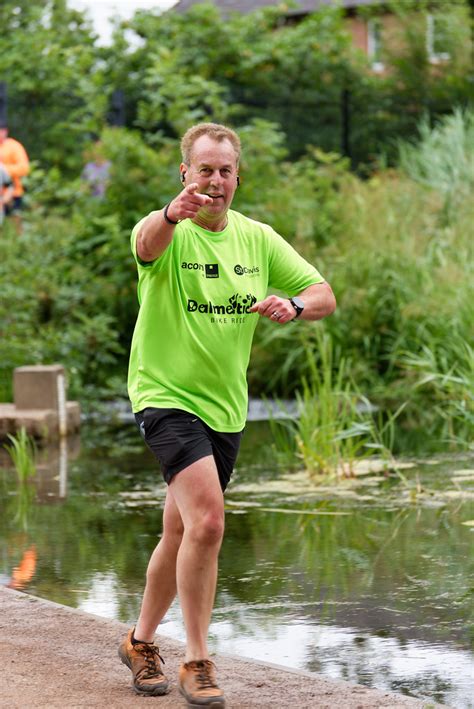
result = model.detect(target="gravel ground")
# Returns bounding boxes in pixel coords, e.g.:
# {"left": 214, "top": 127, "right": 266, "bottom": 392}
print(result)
{"left": 1, "top": 587, "right": 443, "bottom": 708}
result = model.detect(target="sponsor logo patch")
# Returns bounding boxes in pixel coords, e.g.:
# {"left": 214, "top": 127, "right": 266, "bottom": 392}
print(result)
{"left": 234, "top": 263, "right": 260, "bottom": 276}
{"left": 205, "top": 263, "right": 219, "bottom": 278}
{"left": 181, "top": 262, "right": 219, "bottom": 278}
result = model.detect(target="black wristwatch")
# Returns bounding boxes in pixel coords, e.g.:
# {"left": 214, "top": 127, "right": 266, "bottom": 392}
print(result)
{"left": 289, "top": 296, "right": 305, "bottom": 319}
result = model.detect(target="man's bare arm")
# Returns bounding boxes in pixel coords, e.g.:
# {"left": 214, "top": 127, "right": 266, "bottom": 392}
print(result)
{"left": 249, "top": 282, "right": 336, "bottom": 324}
{"left": 293, "top": 282, "right": 336, "bottom": 321}
{"left": 137, "top": 183, "right": 212, "bottom": 262}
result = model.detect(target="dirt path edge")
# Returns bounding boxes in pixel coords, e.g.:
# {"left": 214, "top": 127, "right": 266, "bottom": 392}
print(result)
{"left": 1, "top": 587, "right": 443, "bottom": 708}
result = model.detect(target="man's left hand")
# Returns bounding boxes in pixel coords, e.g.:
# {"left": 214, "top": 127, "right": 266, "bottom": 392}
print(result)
{"left": 249, "top": 296, "right": 295, "bottom": 324}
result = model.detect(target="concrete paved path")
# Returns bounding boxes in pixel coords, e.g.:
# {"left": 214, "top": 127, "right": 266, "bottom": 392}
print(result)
{"left": 1, "top": 587, "right": 441, "bottom": 708}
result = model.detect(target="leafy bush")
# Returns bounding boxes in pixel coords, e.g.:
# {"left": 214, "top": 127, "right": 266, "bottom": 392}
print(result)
{"left": 249, "top": 110, "right": 473, "bottom": 452}
{"left": 0, "top": 211, "right": 124, "bottom": 401}
{"left": 0, "top": 105, "right": 472, "bottom": 455}
{"left": 399, "top": 108, "right": 474, "bottom": 216}
{"left": 2, "top": 1, "right": 471, "bottom": 171}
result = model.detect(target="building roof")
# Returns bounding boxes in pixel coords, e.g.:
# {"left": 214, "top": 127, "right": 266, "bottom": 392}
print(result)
{"left": 172, "top": 0, "right": 382, "bottom": 17}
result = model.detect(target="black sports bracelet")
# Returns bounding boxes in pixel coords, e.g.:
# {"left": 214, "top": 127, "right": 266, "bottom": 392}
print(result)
{"left": 163, "top": 203, "right": 179, "bottom": 225}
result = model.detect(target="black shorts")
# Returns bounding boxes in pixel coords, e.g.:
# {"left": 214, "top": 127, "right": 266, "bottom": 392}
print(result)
{"left": 134, "top": 407, "right": 243, "bottom": 492}
{"left": 4, "top": 196, "right": 23, "bottom": 214}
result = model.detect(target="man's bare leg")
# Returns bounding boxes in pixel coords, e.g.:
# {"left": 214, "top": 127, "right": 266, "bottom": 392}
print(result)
{"left": 169, "top": 455, "right": 224, "bottom": 662}
{"left": 134, "top": 490, "right": 184, "bottom": 642}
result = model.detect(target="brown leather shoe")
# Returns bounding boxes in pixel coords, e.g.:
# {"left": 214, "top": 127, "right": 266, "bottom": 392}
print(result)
{"left": 179, "top": 659, "right": 225, "bottom": 707}
{"left": 118, "top": 628, "right": 169, "bottom": 696}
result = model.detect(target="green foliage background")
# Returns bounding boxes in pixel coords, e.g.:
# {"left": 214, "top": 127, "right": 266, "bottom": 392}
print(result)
{"left": 1, "top": 0, "right": 471, "bottom": 168}
{"left": 0, "top": 0, "right": 472, "bottom": 451}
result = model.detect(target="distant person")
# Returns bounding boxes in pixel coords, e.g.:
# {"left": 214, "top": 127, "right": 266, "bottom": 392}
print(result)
{"left": 0, "top": 122, "right": 30, "bottom": 217}
{"left": 0, "top": 163, "right": 13, "bottom": 225}
{"left": 118, "top": 122, "right": 336, "bottom": 707}
{"left": 81, "top": 141, "right": 111, "bottom": 199}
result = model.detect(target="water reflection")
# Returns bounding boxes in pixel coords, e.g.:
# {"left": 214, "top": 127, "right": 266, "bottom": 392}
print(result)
{"left": 34, "top": 435, "right": 80, "bottom": 501}
{"left": 0, "top": 435, "right": 80, "bottom": 586}
{"left": 0, "top": 544, "right": 37, "bottom": 590}
{"left": 0, "top": 422, "right": 473, "bottom": 707}
{"left": 208, "top": 614, "right": 474, "bottom": 707}
{"left": 77, "top": 571, "right": 121, "bottom": 618}
{"left": 0, "top": 434, "right": 80, "bottom": 503}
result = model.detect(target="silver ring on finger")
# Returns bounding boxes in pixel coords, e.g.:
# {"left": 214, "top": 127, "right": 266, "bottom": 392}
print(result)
{"left": 272, "top": 311, "right": 281, "bottom": 319}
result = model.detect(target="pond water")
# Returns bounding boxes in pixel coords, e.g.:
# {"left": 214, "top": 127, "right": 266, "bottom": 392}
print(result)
{"left": 1, "top": 421, "right": 473, "bottom": 708}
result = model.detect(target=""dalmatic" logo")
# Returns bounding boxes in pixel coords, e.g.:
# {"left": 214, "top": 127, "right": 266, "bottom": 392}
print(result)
{"left": 187, "top": 293, "right": 257, "bottom": 315}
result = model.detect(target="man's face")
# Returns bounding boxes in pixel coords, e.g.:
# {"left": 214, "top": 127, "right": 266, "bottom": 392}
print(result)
{"left": 181, "top": 135, "right": 239, "bottom": 219}
{"left": 0, "top": 128, "right": 7, "bottom": 144}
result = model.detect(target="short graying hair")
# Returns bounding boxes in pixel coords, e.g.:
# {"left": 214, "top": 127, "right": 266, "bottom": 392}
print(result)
{"left": 180, "top": 123, "right": 241, "bottom": 166}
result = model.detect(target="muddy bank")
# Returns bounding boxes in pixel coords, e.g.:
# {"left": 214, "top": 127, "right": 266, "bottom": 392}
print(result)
{"left": 1, "top": 587, "right": 442, "bottom": 708}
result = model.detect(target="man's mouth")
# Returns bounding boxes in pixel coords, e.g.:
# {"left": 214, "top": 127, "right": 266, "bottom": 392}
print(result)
{"left": 207, "top": 194, "right": 224, "bottom": 200}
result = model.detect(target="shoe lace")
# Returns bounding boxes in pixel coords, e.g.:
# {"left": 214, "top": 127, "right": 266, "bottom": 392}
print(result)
{"left": 192, "top": 660, "right": 218, "bottom": 690}
{"left": 136, "top": 643, "right": 165, "bottom": 678}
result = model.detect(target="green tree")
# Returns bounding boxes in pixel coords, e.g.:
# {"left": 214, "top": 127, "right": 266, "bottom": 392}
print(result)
{"left": 0, "top": 0, "right": 104, "bottom": 170}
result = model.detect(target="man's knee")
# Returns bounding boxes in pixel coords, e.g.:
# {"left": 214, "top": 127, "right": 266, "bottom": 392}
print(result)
{"left": 189, "top": 511, "right": 224, "bottom": 547}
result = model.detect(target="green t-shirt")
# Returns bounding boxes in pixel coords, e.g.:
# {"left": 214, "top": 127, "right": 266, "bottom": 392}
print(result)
{"left": 128, "top": 209, "right": 324, "bottom": 432}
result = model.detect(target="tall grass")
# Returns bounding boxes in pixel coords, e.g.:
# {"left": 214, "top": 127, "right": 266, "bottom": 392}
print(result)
{"left": 270, "top": 331, "right": 399, "bottom": 478}
{"left": 5, "top": 428, "right": 37, "bottom": 483}
{"left": 4, "top": 428, "right": 37, "bottom": 529}
{"left": 398, "top": 108, "right": 474, "bottom": 216}
{"left": 255, "top": 109, "right": 473, "bottom": 455}
{"left": 400, "top": 337, "right": 474, "bottom": 449}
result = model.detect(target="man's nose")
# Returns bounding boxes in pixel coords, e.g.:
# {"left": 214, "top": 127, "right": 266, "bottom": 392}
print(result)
{"left": 209, "top": 170, "right": 222, "bottom": 184}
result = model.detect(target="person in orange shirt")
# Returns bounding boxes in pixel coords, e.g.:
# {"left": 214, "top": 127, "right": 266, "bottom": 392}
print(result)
{"left": 0, "top": 163, "right": 13, "bottom": 224}
{"left": 0, "top": 122, "right": 29, "bottom": 215}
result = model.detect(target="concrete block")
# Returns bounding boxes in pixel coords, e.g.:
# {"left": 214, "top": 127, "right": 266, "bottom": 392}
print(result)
{"left": 14, "top": 409, "right": 59, "bottom": 440}
{"left": 2, "top": 367, "right": 80, "bottom": 441}
{"left": 0, "top": 405, "right": 59, "bottom": 441}
{"left": 14, "top": 365, "right": 66, "bottom": 412}
{"left": 0, "top": 403, "right": 17, "bottom": 439}
{"left": 66, "top": 402, "right": 81, "bottom": 433}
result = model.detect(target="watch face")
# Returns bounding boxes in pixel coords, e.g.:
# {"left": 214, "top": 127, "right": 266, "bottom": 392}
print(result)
{"left": 290, "top": 296, "right": 304, "bottom": 318}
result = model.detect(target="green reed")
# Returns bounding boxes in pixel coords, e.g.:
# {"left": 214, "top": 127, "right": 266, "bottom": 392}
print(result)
{"left": 5, "top": 428, "right": 37, "bottom": 484}
{"left": 270, "top": 330, "right": 398, "bottom": 480}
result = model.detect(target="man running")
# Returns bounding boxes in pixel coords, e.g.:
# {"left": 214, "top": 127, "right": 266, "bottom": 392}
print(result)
{"left": 119, "top": 122, "right": 336, "bottom": 707}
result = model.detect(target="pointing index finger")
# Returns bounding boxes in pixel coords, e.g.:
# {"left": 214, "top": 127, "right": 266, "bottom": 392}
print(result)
{"left": 184, "top": 182, "right": 213, "bottom": 205}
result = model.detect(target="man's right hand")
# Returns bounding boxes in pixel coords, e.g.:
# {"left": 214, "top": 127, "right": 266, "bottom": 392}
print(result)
{"left": 165, "top": 183, "right": 213, "bottom": 223}
{"left": 137, "top": 184, "right": 213, "bottom": 262}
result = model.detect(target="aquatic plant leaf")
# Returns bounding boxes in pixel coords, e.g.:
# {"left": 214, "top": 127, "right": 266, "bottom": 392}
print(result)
{"left": 351, "top": 459, "right": 415, "bottom": 475}
{"left": 437, "top": 490, "right": 474, "bottom": 500}
{"left": 120, "top": 499, "right": 163, "bottom": 507}
{"left": 225, "top": 500, "right": 262, "bottom": 508}
{"left": 258, "top": 507, "right": 350, "bottom": 515}
{"left": 118, "top": 490, "right": 165, "bottom": 499}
